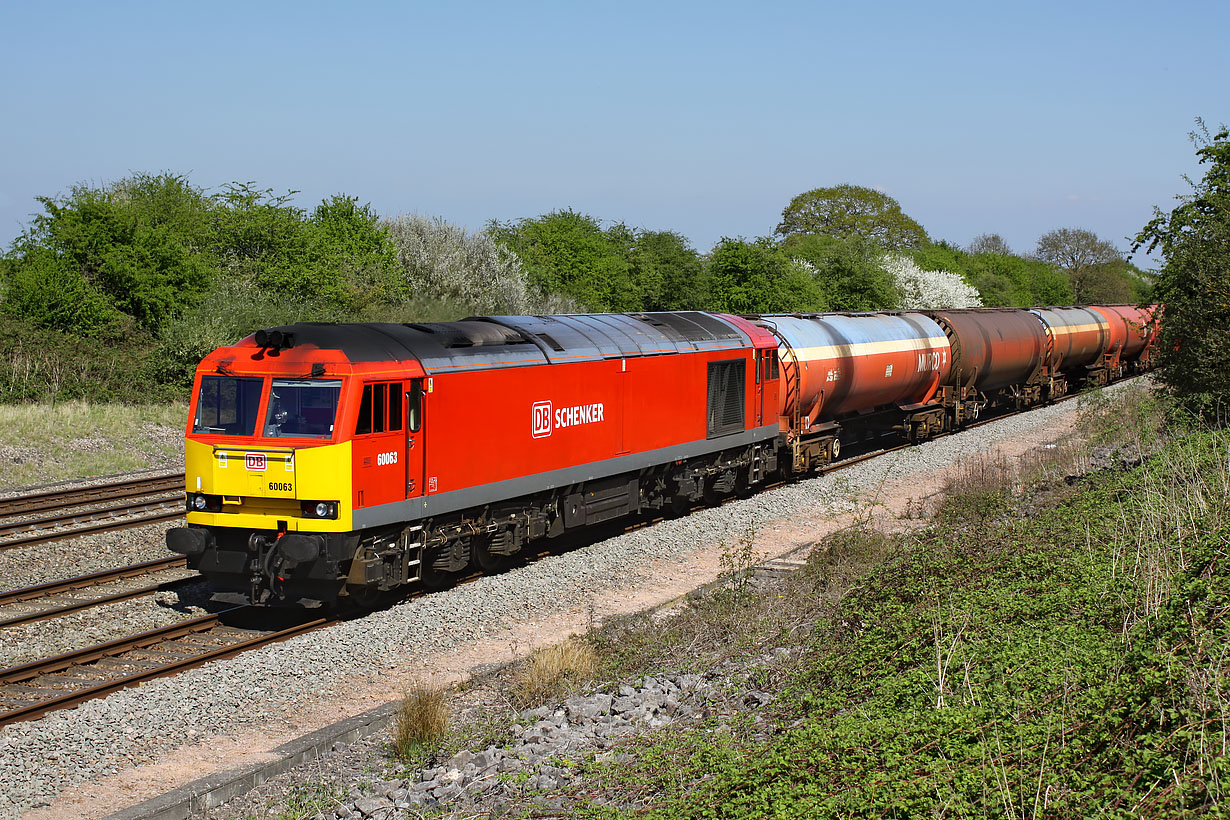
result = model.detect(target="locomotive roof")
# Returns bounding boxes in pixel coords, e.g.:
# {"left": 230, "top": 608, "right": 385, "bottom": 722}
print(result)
{"left": 258, "top": 312, "right": 752, "bottom": 373}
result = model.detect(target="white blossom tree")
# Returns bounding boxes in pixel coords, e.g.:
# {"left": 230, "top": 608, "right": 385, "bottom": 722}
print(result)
{"left": 881, "top": 254, "right": 983, "bottom": 309}
{"left": 383, "top": 214, "right": 577, "bottom": 315}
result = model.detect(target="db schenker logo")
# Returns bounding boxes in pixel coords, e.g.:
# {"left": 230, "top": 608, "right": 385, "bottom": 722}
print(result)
{"left": 531, "top": 401, "right": 553, "bottom": 438}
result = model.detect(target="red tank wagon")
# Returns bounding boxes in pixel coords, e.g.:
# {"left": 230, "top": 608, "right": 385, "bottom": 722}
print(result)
{"left": 1088, "top": 305, "right": 1157, "bottom": 378}
{"left": 753, "top": 312, "right": 953, "bottom": 468}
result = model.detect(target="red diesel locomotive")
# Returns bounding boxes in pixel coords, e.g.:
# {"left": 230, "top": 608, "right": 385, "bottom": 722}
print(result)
{"left": 167, "top": 305, "right": 1156, "bottom": 607}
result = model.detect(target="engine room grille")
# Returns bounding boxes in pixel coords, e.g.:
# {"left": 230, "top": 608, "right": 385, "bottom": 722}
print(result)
{"left": 706, "top": 359, "right": 746, "bottom": 438}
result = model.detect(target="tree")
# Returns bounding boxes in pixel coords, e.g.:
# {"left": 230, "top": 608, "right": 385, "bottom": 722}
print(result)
{"left": 1134, "top": 123, "right": 1230, "bottom": 417}
{"left": 912, "top": 242, "right": 1075, "bottom": 307}
{"left": 1034, "top": 228, "right": 1123, "bottom": 303}
{"left": 776, "top": 184, "right": 929, "bottom": 250}
{"left": 882, "top": 254, "right": 982, "bottom": 309}
{"left": 786, "top": 234, "right": 899, "bottom": 311}
{"left": 707, "top": 237, "right": 825, "bottom": 315}
{"left": 626, "top": 230, "right": 708, "bottom": 311}
{"left": 383, "top": 214, "right": 535, "bottom": 315}
{"left": 2, "top": 173, "right": 216, "bottom": 335}
{"left": 968, "top": 233, "right": 1012, "bottom": 255}
{"left": 487, "top": 210, "right": 638, "bottom": 312}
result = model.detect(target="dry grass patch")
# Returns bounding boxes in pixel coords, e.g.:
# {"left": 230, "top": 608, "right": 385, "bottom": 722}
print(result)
{"left": 392, "top": 683, "right": 450, "bottom": 761}
{"left": 511, "top": 638, "right": 598, "bottom": 708}
{"left": 0, "top": 401, "right": 186, "bottom": 489}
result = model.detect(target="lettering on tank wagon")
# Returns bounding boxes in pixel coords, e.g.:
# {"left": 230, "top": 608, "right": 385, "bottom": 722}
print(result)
{"left": 917, "top": 349, "right": 948, "bottom": 372}
{"left": 531, "top": 400, "right": 606, "bottom": 439}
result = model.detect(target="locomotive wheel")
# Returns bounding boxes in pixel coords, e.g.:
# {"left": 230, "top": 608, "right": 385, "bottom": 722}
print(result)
{"left": 341, "top": 584, "right": 386, "bottom": 612}
{"left": 670, "top": 493, "right": 694, "bottom": 515}
{"left": 472, "top": 535, "right": 517, "bottom": 572}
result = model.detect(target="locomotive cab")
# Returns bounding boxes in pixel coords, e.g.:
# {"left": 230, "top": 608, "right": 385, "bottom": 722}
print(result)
{"left": 167, "top": 330, "right": 430, "bottom": 606}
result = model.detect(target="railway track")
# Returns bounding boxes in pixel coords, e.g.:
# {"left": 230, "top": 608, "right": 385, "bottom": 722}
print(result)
{"left": 0, "top": 556, "right": 193, "bottom": 628}
{"left": 0, "top": 473, "right": 187, "bottom": 550}
{"left": 0, "top": 609, "right": 331, "bottom": 727}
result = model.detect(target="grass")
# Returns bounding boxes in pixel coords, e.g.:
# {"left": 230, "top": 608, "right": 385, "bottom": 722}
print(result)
{"left": 391, "top": 683, "right": 451, "bottom": 761}
{"left": 242, "top": 781, "right": 348, "bottom": 820}
{"left": 511, "top": 638, "right": 599, "bottom": 709}
{"left": 0, "top": 400, "right": 187, "bottom": 490}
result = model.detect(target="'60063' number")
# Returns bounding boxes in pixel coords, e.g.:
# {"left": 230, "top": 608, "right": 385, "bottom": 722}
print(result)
{"left": 268, "top": 481, "right": 292, "bottom": 492}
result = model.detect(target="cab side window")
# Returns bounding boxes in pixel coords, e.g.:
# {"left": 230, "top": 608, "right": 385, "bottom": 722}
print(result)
{"left": 354, "top": 382, "right": 404, "bottom": 435}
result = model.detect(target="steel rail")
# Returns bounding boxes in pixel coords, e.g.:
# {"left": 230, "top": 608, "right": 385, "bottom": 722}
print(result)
{"left": 0, "top": 577, "right": 194, "bottom": 629}
{"left": 0, "top": 557, "right": 194, "bottom": 629}
{"left": 0, "top": 503, "right": 185, "bottom": 551}
{"left": 0, "top": 556, "right": 187, "bottom": 607}
{"left": 0, "top": 610, "right": 331, "bottom": 726}
{"left": 0, "top": 473, "right": 185, "bottom": 517}
{"left": 0, "top": 495, "right": 184, "bottom": 538}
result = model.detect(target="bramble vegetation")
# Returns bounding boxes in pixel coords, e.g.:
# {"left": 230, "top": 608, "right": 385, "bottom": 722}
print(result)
{"left": 568, "top": 403, "right": 1228, "bottom": 818}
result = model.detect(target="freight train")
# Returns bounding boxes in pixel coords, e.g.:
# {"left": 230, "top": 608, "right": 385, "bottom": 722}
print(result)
{"left": 167, "top": 304, "right": 1157, "bottom": 607}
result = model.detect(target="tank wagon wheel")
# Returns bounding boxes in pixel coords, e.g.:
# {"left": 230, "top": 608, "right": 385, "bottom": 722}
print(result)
{"left": 830, "top": 437, "right": 841, "bottom": 461}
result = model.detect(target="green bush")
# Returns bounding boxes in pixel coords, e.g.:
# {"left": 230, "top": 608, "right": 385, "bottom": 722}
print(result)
{"left": 1135, "top": 124, "right": 1230, "bottom": 419}
{"left": 488, "top": 209, "right": 639, "bottom": 312}
{"left": 784, "top": 234, "right": 900, "bottom": 311}
{"left": 708, "top": 237, "right": 826, "bottom": 314}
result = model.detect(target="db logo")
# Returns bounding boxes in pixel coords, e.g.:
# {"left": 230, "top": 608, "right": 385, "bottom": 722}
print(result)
{"left": 245, "top": 453, "right": 267, "bottom": 471}
{"left": 531, "top": 401, "right": 553, "bottom": 438}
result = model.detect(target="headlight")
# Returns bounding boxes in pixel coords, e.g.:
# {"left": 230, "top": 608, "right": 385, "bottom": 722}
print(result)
{"left": 193, "top": 494, "right": 208, "bottom": 511}
{"left": 300, "top": 501, "right": 338, "bottom": 519}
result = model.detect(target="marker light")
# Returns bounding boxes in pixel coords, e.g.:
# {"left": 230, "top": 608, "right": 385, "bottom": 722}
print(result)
{"left": 314, "top": 502, "right": 330, "bottom": 518}
{"left": 193, "top": 494, "right": 208, "bottom": 511}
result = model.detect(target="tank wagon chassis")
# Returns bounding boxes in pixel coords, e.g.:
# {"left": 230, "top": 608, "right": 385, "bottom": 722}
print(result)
{"left": 168, "top": 306, "right": 1157, "bottom": 609}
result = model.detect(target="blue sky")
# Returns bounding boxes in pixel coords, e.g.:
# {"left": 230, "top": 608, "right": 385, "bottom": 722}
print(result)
{"left": 2, "top": 0, "right": 1226, "bottom": 267}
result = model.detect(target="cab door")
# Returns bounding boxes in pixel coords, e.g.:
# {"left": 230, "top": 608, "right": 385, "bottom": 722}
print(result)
{"left": 753, "top": 350, "right": 764, "bottom": 427}
{"left": 352, "top": 381, "right": 405, "bottom": 510}
{"left": 404, "top": 379, "right": 425, "bottom": 498}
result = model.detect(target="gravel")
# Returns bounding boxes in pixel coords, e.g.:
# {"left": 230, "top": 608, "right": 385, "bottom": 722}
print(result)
{"left": 0, "top": 383, "right": 1139, "bottom": 819}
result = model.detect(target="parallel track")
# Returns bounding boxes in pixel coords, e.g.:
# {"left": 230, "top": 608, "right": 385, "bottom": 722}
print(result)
{"left": 0, "top": 610, "right": 331, "bottom": 726}
{"left": 0, "top": 557, "right": 192, "bottom": 628}
{"left": 0, "top": 473, "right": 185, "bottom": 517}
{"left": 0, "top": 475, "right": 186, "bottom": 551}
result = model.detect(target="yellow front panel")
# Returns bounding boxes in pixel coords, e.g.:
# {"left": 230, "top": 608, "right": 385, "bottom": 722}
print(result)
{"left": 184, "top": 438, "right": 353, "bottom": 532}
